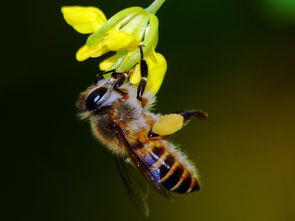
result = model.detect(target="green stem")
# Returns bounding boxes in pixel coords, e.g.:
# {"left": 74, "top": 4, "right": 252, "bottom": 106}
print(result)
{"left": 145, "top": 0, "right": 165, "bottom": 14}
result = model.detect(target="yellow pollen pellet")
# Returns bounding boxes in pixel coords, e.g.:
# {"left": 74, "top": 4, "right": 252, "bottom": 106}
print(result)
{"left": 152, "top": 114, "right": 184, "bottom": 136}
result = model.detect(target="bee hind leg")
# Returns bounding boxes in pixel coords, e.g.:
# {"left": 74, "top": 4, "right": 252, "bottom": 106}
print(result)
{"left": 176, "top": 110, "right": 208, "bottom": 121}
{"left": 149, "top": 114, "right": 185, "bottom": 138}
{"left": 148, "top": 110, "right": 208, "bottom": 138}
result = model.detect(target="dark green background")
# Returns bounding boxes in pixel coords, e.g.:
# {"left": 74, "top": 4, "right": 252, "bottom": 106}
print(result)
{"left": 2, "top": 0, "right": 295, "bottom": 220}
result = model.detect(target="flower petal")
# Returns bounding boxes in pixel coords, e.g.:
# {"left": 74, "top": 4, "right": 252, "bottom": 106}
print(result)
{"left": 76, "top": 45, "right": 91, "bottom": 61}
{"left": 77, "top": 30, "right": 139, "bottom": 62}
{"left": 120, "top": 12, "right": 149, "bottom": 42}
{"left": 116, "top": 13, "right": 159, "bottom": 73}
{"left": 61, "top": 6, "right": 107, "bottom": 34}
{"left": 76, "top": 44, "right": 107, "bottom": 61}
{"left": 105, "top": 30, "right": 139, "bottom": 51}
{"left": 145, "top": 51, "right": 167, "bottom": 95}
{"left": 86, "top": 7, "right": 143, "bottom": 46}
{"left": 99, "top": 54, "right": 118, "bottom": 71}
{"left": 129, "top": 64, "right": 141, "bottom": 84}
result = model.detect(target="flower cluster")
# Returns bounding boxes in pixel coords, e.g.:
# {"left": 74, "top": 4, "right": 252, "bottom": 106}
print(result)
{"left": 61, "top": 0, "right": 167, "bottom": 95}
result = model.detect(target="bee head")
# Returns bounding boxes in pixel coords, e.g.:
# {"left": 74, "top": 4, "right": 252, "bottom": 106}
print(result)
{"left": 76, "top": 78, "right": 117, "bottom": 115}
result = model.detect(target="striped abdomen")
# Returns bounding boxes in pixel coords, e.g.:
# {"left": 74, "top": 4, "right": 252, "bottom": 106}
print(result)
{"left": 134, "top": 140, "right": 200, "bottom": 193}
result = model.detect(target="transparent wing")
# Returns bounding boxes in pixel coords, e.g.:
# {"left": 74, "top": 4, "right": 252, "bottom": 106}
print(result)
{"left": 115, "top": 125, "right": 174, "bottom": 202}
{"left": 115, "top": 156, "right": 149, "bottom": 216}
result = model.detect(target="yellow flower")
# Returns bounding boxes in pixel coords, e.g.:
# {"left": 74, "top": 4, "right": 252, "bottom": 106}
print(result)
{"left": 61, "top": 0, "right": 167, "bottom": 95}
{"left": 61, "top": 6, "right": 107, "bottom": 34}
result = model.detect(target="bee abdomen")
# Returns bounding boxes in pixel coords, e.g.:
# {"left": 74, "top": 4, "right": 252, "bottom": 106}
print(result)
{"left": 140, "top": 141, "right": 200, "bottom": 194}
{"left": 149, "top": 148, "right": 200, "bottom": 193}
{"left": 172, "top": 172, "right": 200, "bottom": 193}
{"left": 160, "top": 158, "right": 200, "bottom": 193}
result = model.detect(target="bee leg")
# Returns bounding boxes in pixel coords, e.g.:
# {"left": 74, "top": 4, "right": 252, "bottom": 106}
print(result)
{"left": 137, "top": 45, "right": 148, "bottom": 101}
{"left": 148, "top": 111, "right": 208, "bottom": 138}
{"left": 110, "top": 72, "right": 129, "bottom": 98}
{"left": 148, "top": 132, "right": 168, "bottom": 139}
{"left": 149, "top": 114, "right": 185, "bottom": 138}
{"left": 113, "top": 72, "right": 128, "bottom": 90}
{"left": 176, "top": 110, "right": 208, "bottom": 122}
{"left": 93, "top": 69, "right": 115, "bottom": 84}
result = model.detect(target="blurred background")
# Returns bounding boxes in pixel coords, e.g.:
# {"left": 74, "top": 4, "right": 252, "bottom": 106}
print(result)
{"left": 1, "top": 0, "right": 295, "bottom": 220}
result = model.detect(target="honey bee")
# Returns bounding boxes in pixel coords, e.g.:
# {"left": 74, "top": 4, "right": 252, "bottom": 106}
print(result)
{"left": 76, "top": 47, "right": 208, "bottom": 215}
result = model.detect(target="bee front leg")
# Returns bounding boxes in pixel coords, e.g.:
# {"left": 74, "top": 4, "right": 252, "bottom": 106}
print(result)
{"left": 113, "top": 72, "right": 128, "bottom": 90}
{"left": 110, "top": 71, "right": 130, "bottom": 98}
{"left": 93, "top": 69, "right": 115, "bottom": 84}
{"left": 137, "top": 45, "right": 148, "bottom": 101}
{"left": 94, "top": 69, "right": 128, "bottom": 90}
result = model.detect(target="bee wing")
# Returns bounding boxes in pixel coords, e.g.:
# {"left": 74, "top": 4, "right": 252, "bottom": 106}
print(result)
{"left": 115, "top": 126, "right": 174, "bottom": 202}
{"left": 115, "top": 156, "right": 149, "bottom": 216}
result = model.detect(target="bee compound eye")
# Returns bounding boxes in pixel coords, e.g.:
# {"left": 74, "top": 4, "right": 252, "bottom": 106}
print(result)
{"left": 86, "top": 87, "right": 108, "bottom": 110}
